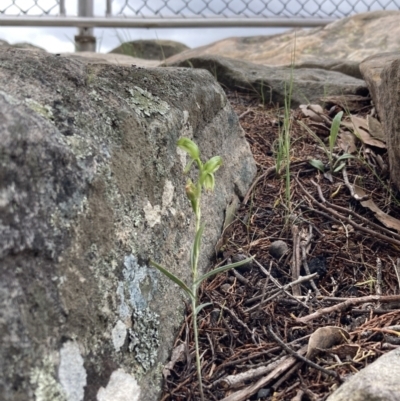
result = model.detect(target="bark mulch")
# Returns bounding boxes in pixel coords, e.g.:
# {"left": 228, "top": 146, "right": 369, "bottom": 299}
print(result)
{"left": 160, "top": 89, "right": 400, "bottom": 401}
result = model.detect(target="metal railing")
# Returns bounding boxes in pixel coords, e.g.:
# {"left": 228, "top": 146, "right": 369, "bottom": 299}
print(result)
{"left": 1, "top": 0, "right": 399, "bottom": 51}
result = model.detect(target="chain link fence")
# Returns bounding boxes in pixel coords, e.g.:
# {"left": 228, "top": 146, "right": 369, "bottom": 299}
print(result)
{"left": 1, "top": 1, "right": 62, "bottom": 16}
{"left": 1, "top": 0, "right": 399, "bottom": 51}
{"left": 114, "top": 0, "right": 400, "bottom": 19}
{"left": 1, "top": 0, "right": 400, "bottom": 20}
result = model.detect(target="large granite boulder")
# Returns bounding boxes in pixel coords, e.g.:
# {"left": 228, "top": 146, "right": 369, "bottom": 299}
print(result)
{"left": 360, "top": 52, "right": 399, "bottom": 119}
{"left": 327, "top": 348, "right": 400, "bottom": 401}
{"left": 109, "top": 39, "right": 189, "bottom": 61}
{"left": 164, "top": 12, "right": 400, "bottom": 107}
{"left": 165, "top": 11, "right": 400, "bottom": 73}
{"left": 360, "top": 52, "right": 400, "bottom": 190}
{"left": 165, "top": 54, "right": 368, "bottom": 108}
{"left": 60, "top": 52, "right": 160, "bottom": 67}
{"left": 0, "top": 48, "right": 256, "bottom": 401}
{"left": 0, "top": 38, "right": 45, "bottom": 51}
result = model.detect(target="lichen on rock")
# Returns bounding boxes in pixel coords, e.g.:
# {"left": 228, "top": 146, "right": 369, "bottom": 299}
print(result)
{"left": 126, "top": 86, "right": 170, "bottom": 118}
{"left": 128, "top": 306, "right": 160, "bottom": 372}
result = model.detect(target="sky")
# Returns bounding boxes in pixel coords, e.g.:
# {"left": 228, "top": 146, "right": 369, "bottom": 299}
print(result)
{"left": 0, "top": 0, "right": 398, "bottom": 53}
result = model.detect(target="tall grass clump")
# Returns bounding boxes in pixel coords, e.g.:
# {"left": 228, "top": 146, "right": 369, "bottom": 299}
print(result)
{"left": 150, "top": 137, "right": 252, "bottom": 400}
{"left": 276, "top": 37, "right": 296, "bottom": 213}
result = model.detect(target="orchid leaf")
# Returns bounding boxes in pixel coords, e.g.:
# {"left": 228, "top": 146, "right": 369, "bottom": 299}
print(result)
{"left": 195, "top": 302, "right": 213, "bottom": 315}
{"left": 309, "top": 159, "right": 325, "bottom": 172}
{"left": 194, "top": 257, "right": 254, "bottom": 287}
{"left": 150, "top": 260, "right": 195, "bottom": 299}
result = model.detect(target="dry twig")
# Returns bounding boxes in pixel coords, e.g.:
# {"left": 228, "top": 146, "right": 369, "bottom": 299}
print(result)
{"left": 295, "top": 295, "right": 400, "bottom": 324}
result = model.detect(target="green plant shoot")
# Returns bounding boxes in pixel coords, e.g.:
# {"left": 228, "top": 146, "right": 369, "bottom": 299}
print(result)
{"left": 150, "top": 137, "right": 253, "bottom": 401}
{"left": 301, "top": 111, "right": 355, "bottom": 177}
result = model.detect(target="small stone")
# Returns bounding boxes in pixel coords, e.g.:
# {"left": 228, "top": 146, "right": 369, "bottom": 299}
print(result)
{"left": 308, "top": 255, "right": 327, "bottom": 277}
{"left": 269, "top": 240, "right": 288, "bottom": 259}
{"left": 257, "top": 388, "right": 271, "bottom": 398}
{"left": 231, "top": 253, "right": 253, "bottom": 271}
{"left": 210, "top": 309, "right": 220, "bottom": 325}
{"left": 220, "top": 284, "right": 232, "bottom": 293}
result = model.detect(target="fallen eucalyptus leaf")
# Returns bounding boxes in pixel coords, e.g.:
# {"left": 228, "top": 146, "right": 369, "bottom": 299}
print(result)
{"left": 338, "top": 131, "right": 357, "bottom": 153}
{"left": 345, "top": 115, "right": 386, "bottom": 149}
{"left": 367, "top": 115, "right": 385, "bottom": 142}
{"left": 354, "top": 185, "right": 400, "bottom": 232}
{"left": 300, "top": 104, "right": 325, "bottom": 123}
{"left": 306, "top": 326, "right": 350, "bottom": 360}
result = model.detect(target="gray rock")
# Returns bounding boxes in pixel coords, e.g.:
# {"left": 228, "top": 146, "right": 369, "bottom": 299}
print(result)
{"left": 0, "top": 39, "right": 45, "bottom": 51}
{"left": 166, "top": 11, "right": 400, "bottom": 71}
{"left": 327, "top": 348, "right": 400, "bottom": 401}
{"left": 0, "top": 47, "right": 256, "bottom": 401}
{"left": 381, "top": 54, "right": 400, "bottom": 192}
{"left": 109, "top": 39, "right": 189, "bottom": 61}
{"left": 360, "top": 52, "right": 400, "bottom": 120}
{"left": 231, "top": 253, "right": 253, "bottom": 271}
{"left": 166, "top": 55, "right": 368, "bottom": 108}
{"left": 360, "top": 52, "right": 400, "bottom": 190}
{"left": 60, "top": 51, "right": 160, "bottom": 67}
{"left": 269, "top": 241, "right": 289, "bottom": 259}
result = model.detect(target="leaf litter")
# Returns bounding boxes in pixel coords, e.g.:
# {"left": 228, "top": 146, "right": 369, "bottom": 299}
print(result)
{"left": 160, "top": 89, "right": 400, "bottom": 401}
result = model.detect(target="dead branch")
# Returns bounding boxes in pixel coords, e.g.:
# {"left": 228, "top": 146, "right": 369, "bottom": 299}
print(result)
{"left": 267, "top": 326, "right": 341, "bottom": 381}
{"left": 216, "top": 355, "right": 287, "bottom": 389}
{"left": 253, "top": 259, "right": 309, "bottom": 308}
{"left": 295, "top": 178, "right": 400, "bottom": 248}
{"left": 342, "top": 167, "right": 369, "bottom": 201}
{"left": 312, "top": 184, "right": 400, "bottom": 242}
{"left": 245, "top": 273, "right": 317, "bottom": 313}
{"left": 389, "top": 257, "right": 400, "bottom": 291}
{"left": 219, "top": 347, "right": 307, "bottom": 401}
{"left": 300, "top": 225, "right": 320, "bottom": 295}
{"left": 292, "top": 226, "right": 302, "bottom": 296}
{"left": 295, "top": 295, "right": 400, "bottom": 324}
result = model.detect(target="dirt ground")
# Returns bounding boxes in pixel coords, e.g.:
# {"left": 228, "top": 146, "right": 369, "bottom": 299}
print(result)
{"left": 160, "top": 88, "right": 400, "bottom": 401}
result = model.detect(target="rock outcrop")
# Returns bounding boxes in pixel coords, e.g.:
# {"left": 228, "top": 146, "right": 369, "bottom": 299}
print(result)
{"left": 327, "top": 348, "right": 400, "bottom": 401}
{"left": 360, "top": 52, "right": 400, "bottom": 190}
{"left": 165, "top": 54, "right": 368, "bottom": 108}
{"left": 0, "top": 48, "right": 256, "bottom": 401}
{"left": 60, "top": 51, "right": 160, "bottom": 67}
{"left": 0, "top": 38, "right": 45, "bottom": 51}
{"left": 109, "top": 39, "right": 189, "bottom": 60}
{"left": 165, "top": 11, "right": 400, "bottom": 70}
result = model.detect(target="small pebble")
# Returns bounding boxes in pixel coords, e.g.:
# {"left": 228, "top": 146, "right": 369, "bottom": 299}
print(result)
{"left": 257, "top": 388, "right": 271, "bottom": 398}
{"left": 210, "top": 309, "right": 220, "bottom": 324}
{"left": 220, "top": 283, "right": 231, "bottom": 293}
{"left": 231, "top": 253, "right": 253, "bottom": 271}
{"left": 308, "top": 255, "right": 327, "bottom": 277}
{"left": 269, "top": 240, "right": 288, "bottom": 259}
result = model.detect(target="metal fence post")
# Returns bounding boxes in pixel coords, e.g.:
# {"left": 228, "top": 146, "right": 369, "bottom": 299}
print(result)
{"left": 60, "top": 0, "right": 66, "bottom": 16}
{"left": 106, "top": 0, "right": 112, "bottom": 17}
{"left": 75, "top": 0, "right": 96, "bottom": 52}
